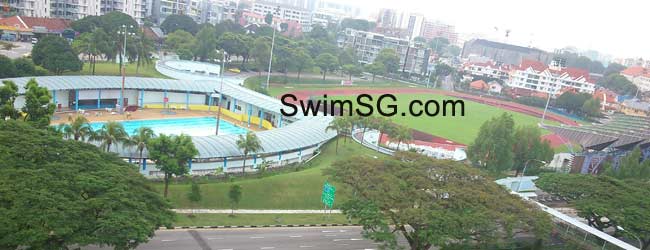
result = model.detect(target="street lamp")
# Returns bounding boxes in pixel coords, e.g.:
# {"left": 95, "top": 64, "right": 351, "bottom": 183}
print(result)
{"left": 117, "top": 24, "right": 135, "bottom": 114}
{"left": 515, "top": 159, "right": 547, "bottom": 192}
{"left": 215, "top": 50, "right": 228, "bottom": 135}
{"left": 265, "top": 6, "right": 281, "bottom": 90}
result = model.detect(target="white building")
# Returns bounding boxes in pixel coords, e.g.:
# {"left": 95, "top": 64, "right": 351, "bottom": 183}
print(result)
{"left": 463, "top": 61, "right": 511, "bottom": 81}
{"left": 7, "top": 0, "right": 149, "bottom": 23}
{"left": 338, "top": 28, "right": 431, "bottom": 75}
{"left": 405, "top": 13, "right": 424, "bottom": 40}
{"left": 508, "top": 59, "right": 596, "bottom": 95}
{"left": 311, "top": 8, "right": 346, "bottom": 28}
{"left": 252, "top": 1, "right": 313, "bottom": 32}
{"left": 620, "top": 66, "right": 650, "bottom": 92}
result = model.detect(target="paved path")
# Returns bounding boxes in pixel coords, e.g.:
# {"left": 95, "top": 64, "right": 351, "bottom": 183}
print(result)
{"left": 83, "top": 226, "right": 392, "bottom": 250}
{"left": 174, "top": 209, "right": 342, "bottom": 214}
{"left": 0, "top": 42, "right": 32, "bottom": 59}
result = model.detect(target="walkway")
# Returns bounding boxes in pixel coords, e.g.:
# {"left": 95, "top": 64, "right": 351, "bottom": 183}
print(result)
{"left": 173, "top": 209, "right": 342, "bottom": 214}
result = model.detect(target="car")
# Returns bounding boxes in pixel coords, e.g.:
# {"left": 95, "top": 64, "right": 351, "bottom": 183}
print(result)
{"left": 31, "top": 38, "right": 38, "bottom": 44}
{"left": 360, "top": 75, "right": 369, "bottom": 80}
{"left": 228, "top": 68, "right": 241, "bottom": 73}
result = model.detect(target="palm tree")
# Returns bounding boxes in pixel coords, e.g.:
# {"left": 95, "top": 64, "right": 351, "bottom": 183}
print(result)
{"left": 93, "top": 121, "right": 128, "bottom": 152}
{"left": 126, "top": 127, "right": 155, "bottom": 165}
{"left": 392, "top": 125, "right": 413, "bottom": 150}
{"left": 62, "top": 115, "right": 94, "bottom": 141}
{"left": 134, "top": 30, "right": 154, "bottom": 76}
{"left": 326, "top": 117, "right": 348, "bottom": 154}
{"left": 236, "top": 131, "right": 263, "bottom": 175}
{"left": 375, "top": 117, "right": 394, "bottom": 146}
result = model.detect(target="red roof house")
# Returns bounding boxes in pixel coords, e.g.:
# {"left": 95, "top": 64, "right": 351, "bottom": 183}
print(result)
{"left": 469, "top": 80, "right": 489, "bottom": 91}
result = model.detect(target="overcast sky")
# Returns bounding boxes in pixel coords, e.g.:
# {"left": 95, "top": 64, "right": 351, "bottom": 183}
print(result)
{"left": 337, "top": 0, "right": 649, "bottom": 60}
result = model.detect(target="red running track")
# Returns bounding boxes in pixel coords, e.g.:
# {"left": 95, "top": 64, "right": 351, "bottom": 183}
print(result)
{"left": 281, "top": 88, "right": 579, "bottom": 126}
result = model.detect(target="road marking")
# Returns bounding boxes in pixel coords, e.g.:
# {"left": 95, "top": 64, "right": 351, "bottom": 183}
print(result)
{"left": 207, "top": 237, "right": 224, "bottom": 240}
{"left": 161, "top": 239, "right": 176, "bottom": 242}
{"left": 289, "top": 235, "right": 303, "bottom": 238}
{"left": 334, "top": 238, "right": 364, "bottom": 241}
{"left": 350, "top": 238, "right": 363, "bottom": 241}
{"left": 324, "top": 234, "right": 337, "bottom": 237}
{"left": 299, "top": 246, "right": 313, "bottom": 248}
{"left": 250, "top": 236, "right": 265, "bottom": 239}
{"left": 260, "top": 247, "right": 275, "bottom": 249}
{"left": 322, "top": 230, "right": 337, "bottom": 233}
{"left": 217, "top": 248, "right": 233, "bottom": 250}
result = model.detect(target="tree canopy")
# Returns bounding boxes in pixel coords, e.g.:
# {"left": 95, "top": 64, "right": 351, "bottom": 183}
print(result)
{"left": 0, "top": 120, "right": 173, "bottom": 249}
{"left": 21, "top": 79, "right": 55, "bottom": 129}
{"left": 161, "top": 14, "right": 199, "bottom": 35}
{"left": 31, "top": 36, "right": 83, "bottom": 75}
{"left": 598, "top": 73, "right": 638, "bottom": 96}
{"left": 327, "top": 152, "right": 551, "bottom": 250}
{"left": 148, "top": 134, "right": 198, "bottom": 197}
{"left": 374, "top": 48, "right": 400, "bottom": 74}
{"left": 467, "top": 113, "right": 516, "bottom": 173}
{"left": 340, "top": 18, "right": 373, "bottom": 31}
{"left": 315, "top": 53, "right": 338, "bottom": 80}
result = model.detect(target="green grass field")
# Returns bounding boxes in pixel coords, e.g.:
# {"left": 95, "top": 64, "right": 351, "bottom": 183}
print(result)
{"left": 157, "top": 141, "right": 383, "bottom": 209}
{"left": 247, "top": 76, "right": 413, "bottom": 97}
{"left": 65, "top": 61, "right": 169, "bottom": 78}
{"left": 174, "top": 213, "right": 352, "bottom": 226}
{"left": 332, "top": 93, "right": 557, "bottom": 145}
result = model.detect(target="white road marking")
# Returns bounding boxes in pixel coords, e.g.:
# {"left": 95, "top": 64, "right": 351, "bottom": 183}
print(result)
{"left": 350, "top": 238, "right": 363, "bottom": 241}
{"left": 207, "top": 237, "right": 224, "bottom": 240}
{"left": 324, "top": 234, "right": 337, "bottom": 237}
{"left": 289, "top": 235, "right": 303, "bottom": 238}
{"left": 250, "top": 236, "right": 265, "bottom": 239}
{"left": 299, "top": 246, "right": 313, "bottom": 248}
{"left": 260, "top": 247, "right": 275, "bottom": 249}
{"left": 161, "top": 239, "right": 176, "bottom": 242}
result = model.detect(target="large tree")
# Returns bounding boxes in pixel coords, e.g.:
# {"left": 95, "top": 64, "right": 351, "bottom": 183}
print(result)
{"left": 315, "top": 53, "right": 338, "bottom": 80}
{"left": 342, "top": 64, "right": 362, "bottom": 80}
{"left": 292, "top": 48, "right": 313, "bottom": 80}
{"left": 164, "top": 29, "right": 196, "bottom": 55}
{"left": 374, "top": 48, "right": 400, "bottom": 75}
{"left": 148, "top": 134, "right": 198, "bottom": 197}
{"left": 512, "top": 125, "right": 554, "bottom": 175}
{"left": 251, "top": 37, "right": 271, "bottom": 76}
{"left": 327, "top": 152, "right": 552, "bottom": 250}
{"left": 340, "top": 18, "right": 372, "bottom": 31}
{"left": 21, "top": 79, "right": 55, "bottom": 129}
{"left": 0, "top": 80, "right": 19, "bottom": 119}
{"left": 604, "top": 147, "right": 650, "bottom": 180}
{"left": 365, "top": 62, "right": 384, "bottom": 82}
{"left": 193, "top": 25, "right": 218, "bottom": 62}
{"left": 161, "top": 14, "right": 199, "bottom": 35}
{"left": 0, "top": 55, "right": 16, "bottom": 78}
{"left": 93, "top": 120, "right": 128, "bottom": 152}
{"left": 236, "top": 131, "right": 263, "bottom": 174}
{"left": 467, "top": 113, "right": 516, "bottom": 173}
{"left": 32, "top": 36, "right": 83, "bottom": 74}
{"left": 598, "top": 73, "right": 638, "bottom": 96}
{"left": 0, "top": 120, "right": 173, "bottom": 250}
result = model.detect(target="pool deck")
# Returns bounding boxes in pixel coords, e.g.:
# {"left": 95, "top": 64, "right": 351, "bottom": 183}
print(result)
{"left": 51, "top": 109, "right": 266, "bottom": 132}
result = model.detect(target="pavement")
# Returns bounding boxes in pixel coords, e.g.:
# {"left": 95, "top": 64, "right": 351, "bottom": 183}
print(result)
{"left": 0, "top": 42, "right": 32, "bottom": 59}
{"left": 83, "top": 226, "right": 385, "bottom": 250}
{"left": 173, "top": 209, "right": 342, "bottom": 214}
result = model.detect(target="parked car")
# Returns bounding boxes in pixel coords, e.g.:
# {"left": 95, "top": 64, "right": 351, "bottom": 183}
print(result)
{"left": 0, "top": 33, "right": 16, "bottom": 41}
{"left": 31, "top": 37, "right": 38, "bottom": 44}
{"left": 228, "top": 68, "right": 241, "bottom": 73}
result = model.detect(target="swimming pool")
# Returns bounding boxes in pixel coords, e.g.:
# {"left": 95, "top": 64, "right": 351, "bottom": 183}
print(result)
{"left": 90, "top": 117, "right": 248, "bottom": 136}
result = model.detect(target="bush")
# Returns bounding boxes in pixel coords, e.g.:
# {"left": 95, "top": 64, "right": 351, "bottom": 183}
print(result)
{"left": 187, "top": 180, "right": 202, "bottom": 202}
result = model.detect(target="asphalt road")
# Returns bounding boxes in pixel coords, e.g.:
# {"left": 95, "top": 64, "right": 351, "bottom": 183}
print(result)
{"left": 84, "top": 226, "right": 385, "bottom": 250}
{"left": 0, "top": 42, "right": 32, "bottom": 59}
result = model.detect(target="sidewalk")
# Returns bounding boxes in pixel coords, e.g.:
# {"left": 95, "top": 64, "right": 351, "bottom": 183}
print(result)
{"left": 173, "top": 209, "right": 342, "bottom": 214}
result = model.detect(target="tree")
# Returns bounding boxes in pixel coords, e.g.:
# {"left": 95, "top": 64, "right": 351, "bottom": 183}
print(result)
{"left": 134, "top": 30, "right": 155, "bottom": 75}
{"left": 148, "top": 134, "right": 198, "bottom": 198}
{"left": 264, "top": 13, "right": 273, "bottom": 25}
{"left": 374, "top": 116, "right": 394, "bottom": 147}
{"left": 338, "top": 48, "right": 356, "bottom": 67}
{"left": 308, "top": 24, "right": 329, "bottom": 41}
{"left": 604, "top": 147, "right": 650, "bottom": 180}
{"left": 188, "top": 180, "right": 202, "bottom": 203}
{"left": 0, "top": 120, "right": 173, "bottom": 250}
{"left": 603, "top": 63, "right": 627, "bottom": 76}
{"left": 126, "top": 127, "right": 156, "bottom": 165}
{"left": 0, "top": 80, "right": 19, "bottom": 120}
{"left": 555, "top": 92, "right": 591, "bottom": 114}
{"left": 429, "top": 37, "right": 450, "bottom": 54}
{"left": 228, "top": 184, "right": 242, "bottom": 215}
{"left": 342, "top": 64, "right": 362, "bottom": 80}
{"left": 391, "top": 125, "right": 413, "bottom": 150}
{"left": 292, "top": 48, "right": 313, "bottom": 80}
{"left": 365, "top": 62, "right": 384, "bottom": 82}
{"left": 13, "top": 57, "right": 36, "bottom": 76}
{"left": 512, "top": 126, "right": 554, "bottom": 175}
{"left": 0, "top": 55, "right": 16, "bottom": 78}
{"left": 22, "top": 79, "right": 55, "bottom": 129}
{"left": 327, "top": 152, "right": 552, "bottom": 250}
{"left": 598, "top": 73, "right": 638, "bottom": 96}
{"left": 93, "top": 121, "right": 128, "bottom": 152}
{"left": 467, "top": 113, "right": 515, "bottom": 173}
{"left": 581, "top": 98, "right": 601, "bottom": 117}
{"left": 217, "top": 32, "right": 246, "bottom": 60}
{"left": 164, "top": 29, "right": 196, "bottom": 55}
{"left": 62, "top": 115, "right": 94, "bottom": 141}
{"left": 161, "top": 14, "right": 199, "bottom": 35}
{"left": 273, "top": 44, "right": 296, "bottom": 81}
{"left": 32, "top": 36, "right": 83, "bottom": 74}
{"left": 326, "top": 116, "right": 349, "bottom": 154}
{"left": 340, "top": 18, "right": 372, "bottom": 31}
{"left": 413, "top": 36, "right": 427, "bottom": 43}
{"left": 251, "top": 37, "right": 271, "bottom": 76}
{"left": 374, "top": 48, "right": 400, "bottom": 74}
{"left": 536, "top": 173, "right": 650, "bottom": 249}
{"left": 236, "top": 131, "right": 263, "bottom": 175}
{"left": 315, "top": 53, "right": 338, "bottom": 80}
{"left": 193, "top": 25, "right": 218, "bottom": 62}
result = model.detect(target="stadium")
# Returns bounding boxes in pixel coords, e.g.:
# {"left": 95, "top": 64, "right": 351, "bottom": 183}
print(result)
{"left": 2, "top": 67, "right": 336, "bottom": 176}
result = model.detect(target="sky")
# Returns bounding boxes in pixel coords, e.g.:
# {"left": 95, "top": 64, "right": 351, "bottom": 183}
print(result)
{"left": 335, "top": 0, "right": 650, "bottom": 60}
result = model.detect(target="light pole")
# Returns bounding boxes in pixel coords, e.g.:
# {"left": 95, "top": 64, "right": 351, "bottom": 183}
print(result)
{"left": 515, "top": 159, "right": 547, "bottom": 192}
{"left": 540, "top": 90, "right": 552, "bottom": 125}
{"left": 215, "top": 50, "right": 227, "bottom": 135}
{"left": 265, "top": 6, "right": 281, "bottom": 90}
{"left": 617, "top": 226, "right": 643, "bottom": 249}
{"left": 117, "top": 24, "right": 134, "bottom": 114}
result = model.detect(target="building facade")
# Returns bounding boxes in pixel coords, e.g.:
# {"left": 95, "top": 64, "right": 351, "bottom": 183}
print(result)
{"left": 463, "top": 61, "right": 510, "bottom": 81}
{"left": 461, "top": 39, "right": 551, "bottom": 66}
{"left": 620, "top": 66, "right": 650, "bottom": 92}
{"left": 508, "top": 59, "right": 596, "bottom": 95}
{"left": 251, "top": 1, "right": 312, "bottom": 32}
{"left": 6, "top": 0, "right": 149, "bottom": 23}
{"left": 338, "top": 28, "right": 430, "bottom": 75}
{"left": 420, "top": 20, "right": 457, "bottom": 45}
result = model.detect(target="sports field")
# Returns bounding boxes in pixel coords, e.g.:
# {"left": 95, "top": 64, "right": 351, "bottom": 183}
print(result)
{"left": 330, "top": 93, "right": 556, "bottom": 145}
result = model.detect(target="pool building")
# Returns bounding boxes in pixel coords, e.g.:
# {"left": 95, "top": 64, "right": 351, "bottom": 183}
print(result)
{"left": 2, "top": 75, "right": 336, "bottom": 176}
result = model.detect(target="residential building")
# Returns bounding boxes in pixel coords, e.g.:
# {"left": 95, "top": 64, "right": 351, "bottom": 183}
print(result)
{"left": 508, "top": 59, "right": 596, "bottom": 95}
{"left": 239, "top": 10, "right": 303, "bottom": 37}
{"left": 463, "top": 61, "right": 511, "bottom": 81}
{"left": 6, "top": 0, "right": 148, "bottom": 23}
{"left": 315, "top": 1, "right": 359, "bottom": 17}
{"left": 420, "top": 20, "right": 458, "bottom": 45}
{"left": 251, "top": 1, "right": 312, "bottom": 32}
{"left": 405, "top": 13, "right": 424, "bottom": 40}
{"left": 153, "top": 0, "right": 189, "bottom": 23}
{"left": 311, "top": 8, "right": 346, "bottom": 28}
{"left": 337, "top": 28, "right": 431, "bottom": 75}
{"left": 592, "top": 88, "right": 618, "bottom": 111}
{"left": 620, "top": 66, "right": 650, "bottom": 92}
{"left": 0, "top": 15, "right": 71, "bottom": 40}
{"left": 620, "top": 99, "right": 650, "bottom": 117}
{"left": 461, "top": 39, "right": 551, "bottom": 66}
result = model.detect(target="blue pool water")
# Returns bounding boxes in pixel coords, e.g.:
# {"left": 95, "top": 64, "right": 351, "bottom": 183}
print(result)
{"left": 90, "top": 117, "right": 248, "bottom": 136}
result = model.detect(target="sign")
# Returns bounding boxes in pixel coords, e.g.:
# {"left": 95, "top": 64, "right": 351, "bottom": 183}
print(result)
{"left": 163, "top": 97, "right": 169, "bottom": 103}
{"left": 321, "top": 181, "right": 336, "bottom": 208}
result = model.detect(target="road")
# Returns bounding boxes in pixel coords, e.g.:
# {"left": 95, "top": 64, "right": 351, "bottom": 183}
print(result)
{"left": 0, "top": 42, "right": 32, "bottom": 59}
{"left": 84, "top": 226, "right": 388, "bottom": 250}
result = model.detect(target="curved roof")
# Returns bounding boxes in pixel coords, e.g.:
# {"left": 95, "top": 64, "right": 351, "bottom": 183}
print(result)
{"left": 1, "top": 75, "right": 332, "bottom": 159}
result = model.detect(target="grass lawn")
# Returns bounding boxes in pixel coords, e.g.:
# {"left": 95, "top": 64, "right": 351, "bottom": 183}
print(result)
{"left": 332, "top": 93, "right": 558, "bottom": 145}
{"left": 65, "top": 61, "right": 169, "bottom": 78}
{"left": 245, "top": 75, "right": 413, "bottom": 97}
{"left": 173, "top": 213, "right": 352, "bottom": 227}
{"left": 156, "top": 140, "right": 383, "bottom": 209}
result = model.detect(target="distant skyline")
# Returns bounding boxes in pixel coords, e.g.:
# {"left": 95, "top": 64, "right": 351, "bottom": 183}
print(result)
{"left": 331, "top": 0, "right": 649, "bottom": 60}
